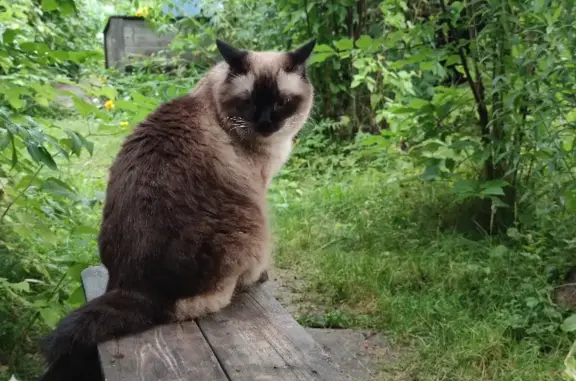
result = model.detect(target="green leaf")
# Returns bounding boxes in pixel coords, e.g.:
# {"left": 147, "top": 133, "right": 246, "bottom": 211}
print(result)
{"left": 5, "top": 94, "right": 24, "bottom": 110}
{"left": 63, "top": 130, "right": 83, "bottom": 157}
{"left": 506, "top": 227, "right": 521, "bottom": 240}
{"left": 50, "top": 51, "right": 69, "bottom": 61}
{"left": 42, "top": 177, "right": 78, "bottom": 201}
{"left": 0, "top": 131, "right": 11, "bottom": 150}
{"left": 565, "top": 190, "right": 576, "bottom": 212}
{"left": 334, "top": 38, "right": 354, "bottom": 51}
{"left": 8, "top": 281, "right": 30, "bottom": 293}
{"left": 130, "top": 92, "right": 158, "bottom": 110}
{"left": 40, "top": 307, "right": 62, "bottom": 327}
{"left": 14, "top": 175, "right": 42, "bottom": 190}
{"left": 421, "top": 164, "right": 440, "bottom": 180}
{"left": 2, "top": 29, "right": 19, "bottom": 44}
{"left": 370, "top": 94, "right": 382, "bottom": 109}
{"left": 115, "top": 100, "right": 141, "bottom": 113}
{"left": 35, "top": 221, "right": 59, "bottom": 245}
{"left": 67, "top": 285, "right": 86, "bottom": 306}
{"left": 78, "top": 134, "right": 94, "bottom": 156}
{"left": 314, "top": 44, "right": 335, "bottom": 53}
{"left": 309, "top": 52, "right": 333, "bottom": 64}
{"left": 41, "top": 0, "right": 59, "bottom": 11}
{"left": 408, "top": 98, "right": 430, "bottom": 109}
{"left": 480, "top": 186, "right": 505, "bottom": 196}
{"left": 99, "top": 86, "right": 117, "bottom": 100}
{"left": 25, "top": 144, "right": 58, "bottom": 170}
{"left": 355, "top": 35, "right": 373, "bottom": 50}
{"left": 451, "top": 179, "right": 478, "bottom": 194}
{"left": 67, "top": 262, "right": 88, "bottom": 280}
{"left": 525, "top": 297, "right": 539, "bottom": 308}
{"left": 19, "top": 42, "right": 49, "bottom": 54}
{"left": 561, "top": 314, "right": 576, "bottom": 332}
{"left": 480, "top": 179, "right": 509, "bottom": 189}
{"left": 60, "top": 0, "right": 78, "bottom": 15}
{"left": 35, "top": 96, "right": 50, "bottom": 107}
{"left": 72, "top": 225, "right": 98, "bottom": 235}
{"left": 450, "top": 139, "right": 477, "bottom": 150}
{"left": 420, "top": 61, "right": 435, "bottom": 71}
{"left": 491, "top": 197, "right": 509, "bottom": 208}
{"left": 444, "top": 55, "right": 460, "bottom": 66}
{"left": 72, "top": 97, "right": 98, "bottom": 117}
{"left": 479, "top": 180, "right": 508, "bottom": 196}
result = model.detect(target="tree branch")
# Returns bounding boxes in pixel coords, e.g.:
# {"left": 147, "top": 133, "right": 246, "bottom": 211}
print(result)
{"left": 439, "top": 0, "right": 491, "bottom": 176}
{"left": 1, "top": 164, "right": 44, "bottom": 222}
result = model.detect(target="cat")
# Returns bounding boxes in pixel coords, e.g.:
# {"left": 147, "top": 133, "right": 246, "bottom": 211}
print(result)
{"left": 38, "top": 38, "right": 316, "bottom": 381}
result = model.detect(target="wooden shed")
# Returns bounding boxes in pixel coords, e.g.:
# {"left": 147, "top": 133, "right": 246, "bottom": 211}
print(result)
{"left": 103, "top": 1, "right": 218, "bottom": 71}
{"left": 103, "top": 16, "right": 176, "bottom": 70}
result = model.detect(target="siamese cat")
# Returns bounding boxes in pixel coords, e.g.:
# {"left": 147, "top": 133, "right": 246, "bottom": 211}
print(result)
{"left": 39, "top": 38, "right": 316, "bottom": 381}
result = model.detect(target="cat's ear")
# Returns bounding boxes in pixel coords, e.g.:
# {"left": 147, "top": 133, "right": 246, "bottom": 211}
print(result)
{"left": 287, "top": 39, "right": 316, "bottom": 69}
{"left": 216, "top": 39, "right": 248, "bottom": 73}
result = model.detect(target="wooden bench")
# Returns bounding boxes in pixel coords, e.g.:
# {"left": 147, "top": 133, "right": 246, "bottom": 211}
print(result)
{"left": 81, "top": 265, "right": 351, "bottom": 381}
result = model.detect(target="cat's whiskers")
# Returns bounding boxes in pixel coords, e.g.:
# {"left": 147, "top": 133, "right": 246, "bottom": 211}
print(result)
{"left": 225, "top": 116, "right": 251, "bottom": 141}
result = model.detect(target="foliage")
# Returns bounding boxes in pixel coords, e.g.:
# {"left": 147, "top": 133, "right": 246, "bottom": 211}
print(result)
{"left": 0, "top": 1, "right": 102, "bottom": 377}
{"left": 160, "top": 0, "right": 576, "bottom": 233}
{"left": 0, "top": 0, "right": 188, "bottom": 377}
{"left": 1, "top": 0, "right": 576, "bottom": 380}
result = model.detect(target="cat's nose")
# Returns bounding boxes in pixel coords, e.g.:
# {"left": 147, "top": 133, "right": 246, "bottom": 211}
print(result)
{"left": 256, "top": 108, "right": 272, "bottom": 124}
{"left": 257, "top": 121, "right": 273, "bottom": 130}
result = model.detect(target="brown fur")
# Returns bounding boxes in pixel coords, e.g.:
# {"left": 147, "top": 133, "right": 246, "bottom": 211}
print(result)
{"left": 38, "top": 39, "right": 316, "bottom": 381}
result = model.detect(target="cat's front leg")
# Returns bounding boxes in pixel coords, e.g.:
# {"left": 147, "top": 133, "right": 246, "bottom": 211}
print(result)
{"left": 234, "top": 248, "right": 270, "bottom": 295}
{"left": 234, "top": 268, "right": 269, "bottom": 296}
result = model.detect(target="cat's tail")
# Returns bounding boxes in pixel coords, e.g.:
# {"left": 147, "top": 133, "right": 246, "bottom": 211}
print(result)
{"left": 39, "top": 288, "right": 169, "bottom": 381}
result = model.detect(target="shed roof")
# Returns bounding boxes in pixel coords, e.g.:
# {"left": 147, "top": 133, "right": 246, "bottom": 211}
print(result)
{"left": 103, "top": 16, "right": 144, "bottom": 36}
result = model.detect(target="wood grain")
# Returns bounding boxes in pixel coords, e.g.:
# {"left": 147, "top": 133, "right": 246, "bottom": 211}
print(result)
{"left": 197, "top": 285, "right": 350, "bottom": 381}
{"left": 81, "top": 265, "right": 229, "bottom": 381}
{"left": 81, "top": 265, "right": 109, "bottom": 302}
{"left": 81, "top": 265, "right": 350, "bottom": 381}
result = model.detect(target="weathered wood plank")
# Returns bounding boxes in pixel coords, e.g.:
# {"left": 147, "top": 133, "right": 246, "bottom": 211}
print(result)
{"left": 306, "top": 329, "right": 380, "bottom": 381}
{"left": 197, "top": 286, "right": 350, "bottom": 381}
{"left": 97, "top": 322, "right": 229, "bottom": 381}
{"left": 81, "top": 266, "right": 229, "bottom": 381}
{"left": 81, "top": 265, "right": 108, "bottom": 302}
{"left": 81, "top": 265, "right": 351, "bottom": 381}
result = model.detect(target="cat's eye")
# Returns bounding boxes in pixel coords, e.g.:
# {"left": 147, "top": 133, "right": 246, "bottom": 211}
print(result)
{"left": 275, "top": 97, "right": 292, "bottom": 110}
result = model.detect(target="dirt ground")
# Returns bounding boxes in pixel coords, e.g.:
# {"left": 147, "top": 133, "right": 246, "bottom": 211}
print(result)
{"left": 262, "top": 267, "right": 411, "bottom": 381}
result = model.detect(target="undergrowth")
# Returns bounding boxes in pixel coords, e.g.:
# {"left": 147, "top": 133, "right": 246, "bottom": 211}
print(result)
{"left": 268, "top": 134, "right": 575, "bottom": 381}
{"left": 0, "top": 118, "right": 127, "bottom": 380}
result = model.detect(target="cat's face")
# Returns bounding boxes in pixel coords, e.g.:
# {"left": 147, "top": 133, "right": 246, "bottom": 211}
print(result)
{"left": 215, "top": 40, "right": 315, "bottom": 142}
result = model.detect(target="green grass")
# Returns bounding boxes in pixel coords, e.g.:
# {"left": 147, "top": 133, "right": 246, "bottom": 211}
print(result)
{"left": 268, "top": 170, "right": 573, "bottom": 381}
